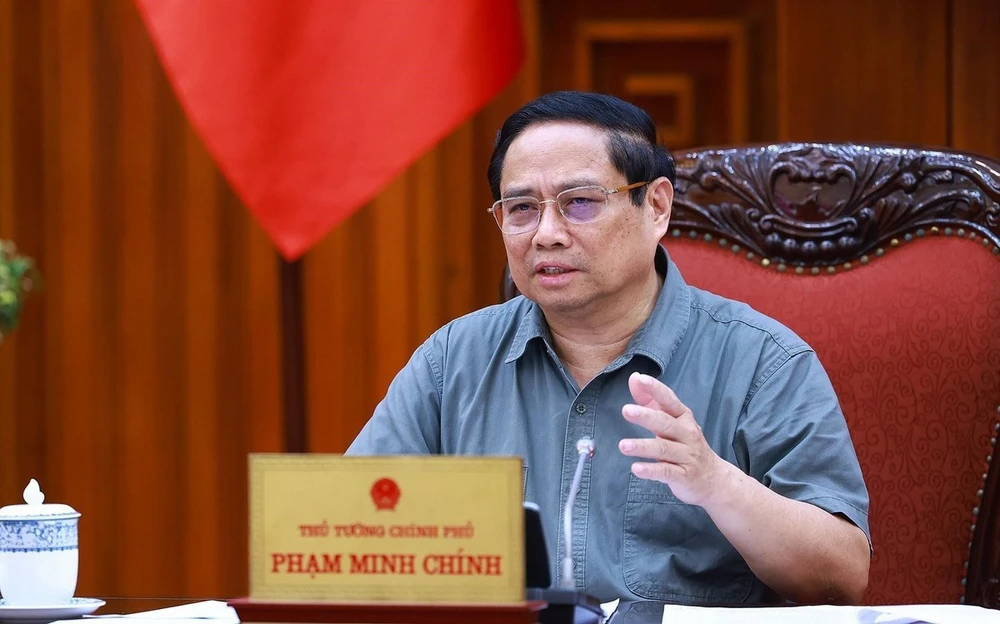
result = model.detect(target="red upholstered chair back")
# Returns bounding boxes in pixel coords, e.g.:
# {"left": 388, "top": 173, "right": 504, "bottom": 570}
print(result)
{"left": 500, "top": 143, "right": 1000, "bottom": 607}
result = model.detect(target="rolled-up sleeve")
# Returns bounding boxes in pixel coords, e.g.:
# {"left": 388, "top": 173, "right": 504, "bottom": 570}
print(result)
{"left": 735, "top": 350, "right": 872, "bottom": 545}
{"left": 345, "top": 342, "right": 443, "bottom": 455}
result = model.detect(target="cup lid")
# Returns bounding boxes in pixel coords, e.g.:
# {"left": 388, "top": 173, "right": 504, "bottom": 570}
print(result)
{"left": 0, "top": 479, "right": 79, "bottom": 518}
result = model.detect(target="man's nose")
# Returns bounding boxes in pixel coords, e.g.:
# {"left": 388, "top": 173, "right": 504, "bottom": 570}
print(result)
{"left": 532, "top": 200, "right": 570, "bottom": 245}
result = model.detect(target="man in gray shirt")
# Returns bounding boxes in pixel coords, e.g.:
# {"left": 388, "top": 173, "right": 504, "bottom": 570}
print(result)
{"left": 347, "top": 91, "right": 871, "bottom": 605}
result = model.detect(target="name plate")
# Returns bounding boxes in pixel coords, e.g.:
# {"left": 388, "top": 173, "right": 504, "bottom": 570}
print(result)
{"left": 248, "top": 454, "right": 525, "bottom": 604}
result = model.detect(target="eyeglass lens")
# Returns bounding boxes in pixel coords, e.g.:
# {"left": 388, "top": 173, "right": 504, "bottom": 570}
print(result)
{"left": 497, "top": 186, "right": 608, "bottom": 233}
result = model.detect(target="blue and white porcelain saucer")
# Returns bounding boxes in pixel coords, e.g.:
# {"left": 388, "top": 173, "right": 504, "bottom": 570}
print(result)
{"left": 0, "top": 598, "right": 105, "bottom": 622}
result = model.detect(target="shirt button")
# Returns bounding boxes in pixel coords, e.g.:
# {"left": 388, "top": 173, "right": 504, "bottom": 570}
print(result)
{"left": 575, "top": 403, "right": 587, "bottom": 414}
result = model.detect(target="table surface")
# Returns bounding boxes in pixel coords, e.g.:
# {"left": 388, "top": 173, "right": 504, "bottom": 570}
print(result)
{"left": 95, "top": 597, "right": 668, "bottom": 623}
{"left": 94, "top": 598, "right": 213, "bottom": 616}
{"left": 90, "top": 597, "right": 1000, "bottom": 624}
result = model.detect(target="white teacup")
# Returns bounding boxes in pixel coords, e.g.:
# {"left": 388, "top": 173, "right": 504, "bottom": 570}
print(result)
{"left": 0, "top": 479, "right": 79, "bottom": 605}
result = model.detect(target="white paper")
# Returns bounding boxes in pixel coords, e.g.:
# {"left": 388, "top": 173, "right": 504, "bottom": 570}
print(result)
{"left": 861, "top": 604, "right": 1000, "bottom": 624}
{"left": 601, "top": 598, "right": 620, "bottom": 621}
{"left": 74, "top": 600, "right": 239, "bottom": 624}
{"left": 661, "top": 604, "right": 858, "bottom": 624}
{"left": 661, "top": 603, "right": 1000, "bottom": 624}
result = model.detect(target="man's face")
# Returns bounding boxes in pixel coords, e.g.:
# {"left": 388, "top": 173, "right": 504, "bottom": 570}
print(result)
{"left": 499, "top": 121, "right": 671, "bottom": 317}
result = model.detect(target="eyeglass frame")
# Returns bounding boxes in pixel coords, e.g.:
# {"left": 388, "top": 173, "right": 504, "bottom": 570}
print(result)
{"left": 487, "top": 181, "right": 651, "bottom": 234}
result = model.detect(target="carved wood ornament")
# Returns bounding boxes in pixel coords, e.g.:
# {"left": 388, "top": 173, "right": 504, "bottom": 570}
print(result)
{"left": 671, "top": 143, "right": 1000, "bottom": 266}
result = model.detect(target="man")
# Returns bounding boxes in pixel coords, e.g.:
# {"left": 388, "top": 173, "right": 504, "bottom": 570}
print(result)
{"left": 347, "top": 91, "right": 871, "bottom": 605}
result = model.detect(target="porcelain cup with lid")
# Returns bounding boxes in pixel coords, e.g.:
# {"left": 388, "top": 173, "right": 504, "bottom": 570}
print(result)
{"left": 0, "top": 479, "right": 79, "bottom": 605}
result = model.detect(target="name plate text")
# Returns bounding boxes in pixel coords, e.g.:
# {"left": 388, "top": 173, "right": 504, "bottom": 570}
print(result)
{"left": 248, "top": 454, "right": 525, "bottom": 604}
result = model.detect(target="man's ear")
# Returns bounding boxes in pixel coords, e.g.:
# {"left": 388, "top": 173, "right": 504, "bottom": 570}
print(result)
{"left": 647, "top": 176, "right": 674, "bottom": 234}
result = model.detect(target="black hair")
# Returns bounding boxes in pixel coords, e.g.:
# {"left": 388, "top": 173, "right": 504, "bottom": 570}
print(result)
{"left": 487, "top": 91, "right": 676, "bottom": 205}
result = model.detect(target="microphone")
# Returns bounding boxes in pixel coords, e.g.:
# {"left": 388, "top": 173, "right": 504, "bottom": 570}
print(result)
{"left": 525, "top": 437, "right": 603, "bottom": 624}
{"left": 561, "top": 437, "right": 595, "bottom": 589}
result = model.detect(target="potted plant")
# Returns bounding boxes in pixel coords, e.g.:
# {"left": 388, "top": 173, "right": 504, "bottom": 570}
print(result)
{"left": 0, "top": 240, "right": 39, "bottom": 342}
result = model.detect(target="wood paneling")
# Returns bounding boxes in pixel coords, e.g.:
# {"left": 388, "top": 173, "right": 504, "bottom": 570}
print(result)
{"left": 777, "top": 0, "right": 949, "bottom": 144}
{"left": 0, "top": 0, "right": 282, "bottom": 599}
{"left": 574, "top": 20, "right": 748, "bottom": 147}
{"left": 539, "top": 0, "right": 776, "bottom": 147}
{"left": 951, "top": 0, "right": 1000, "bottom": 160}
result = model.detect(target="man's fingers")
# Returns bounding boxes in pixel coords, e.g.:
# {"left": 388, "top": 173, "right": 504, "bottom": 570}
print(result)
{"left": 629, "top": 460, "right": 682, "bottom": 484}
{"left": 622, "top": 404, "right": 674, "bottom": 438}
{"left": 618, "top": 437, "right": 688, "bottom": 463}
{"left": 628, "top": 372, "right": 687, "bottom": 417}
{"left": 627, "top": 372, "right": 661, "bottom": 410}
{"left": 622, "top": 403, "right": 699, "bottom": 441}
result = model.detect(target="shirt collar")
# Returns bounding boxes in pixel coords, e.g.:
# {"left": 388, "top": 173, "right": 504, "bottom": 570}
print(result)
{"left": 621, "top": 244, "right": 691, "bottom": 375}
{"left": 505, "top": 294, "right": 551, "bottom": 363}
{"left": 504, "top": 244, "right": 691, "bottom": 374}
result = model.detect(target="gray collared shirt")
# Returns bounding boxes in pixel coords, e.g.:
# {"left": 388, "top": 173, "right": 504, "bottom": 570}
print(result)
{"left": 346, "top": 245, "right": 870, "bottom": 604}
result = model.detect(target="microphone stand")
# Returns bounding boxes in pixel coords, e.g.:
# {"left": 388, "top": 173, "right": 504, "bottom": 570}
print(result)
{"left": 528, "top": 438, "right": 604, "bottom": 624}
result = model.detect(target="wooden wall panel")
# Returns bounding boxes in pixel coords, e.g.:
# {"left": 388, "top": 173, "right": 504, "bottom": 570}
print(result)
{"left": 0, "top": 0, "right": 282, "bottom": 599}
{"left": 0, "top": 0, "right": 14, "bottom": 495}
{"left": 951, "top": 0, "right": 1000, "bottom": 160}
{"left": 777, "top": 0, "right": 949, "bottom": 144}
{"left": 538, "top": 0, "right": 776, "bottom": 147}
{"left": 1, "top": 0, "right": 49, "bottom": 512}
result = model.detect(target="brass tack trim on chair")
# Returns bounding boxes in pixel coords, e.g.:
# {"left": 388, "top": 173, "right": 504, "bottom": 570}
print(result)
{"left": 671, "top": 220, "right": 999, "bottom": 278}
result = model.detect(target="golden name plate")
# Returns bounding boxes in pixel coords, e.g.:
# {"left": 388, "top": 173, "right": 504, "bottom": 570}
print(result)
{"left": 248, "top": 453, "right": 525, "bottom": 604}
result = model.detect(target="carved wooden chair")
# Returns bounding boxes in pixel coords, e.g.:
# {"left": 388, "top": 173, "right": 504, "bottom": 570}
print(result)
{"left": 500, "top": 143, "right": 1000, "bottom": 607}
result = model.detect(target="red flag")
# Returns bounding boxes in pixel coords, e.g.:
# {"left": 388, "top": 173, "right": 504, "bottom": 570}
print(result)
{"left": 134, "top": 0, "right": 524, "bottom": 260}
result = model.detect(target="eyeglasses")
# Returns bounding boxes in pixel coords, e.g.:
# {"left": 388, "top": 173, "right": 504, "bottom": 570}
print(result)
{"left": 487, "top": 181, "right": 650, "bottom": 235}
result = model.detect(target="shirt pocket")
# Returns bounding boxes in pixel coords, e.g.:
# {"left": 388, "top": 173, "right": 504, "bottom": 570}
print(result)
{"left": 622, "top": 473, "right": 756, "bottom": 603}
